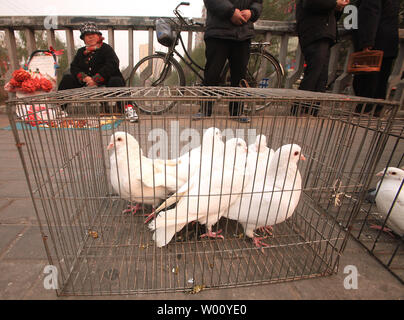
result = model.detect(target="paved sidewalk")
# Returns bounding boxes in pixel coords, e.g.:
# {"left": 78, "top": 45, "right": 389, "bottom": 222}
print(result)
{"left": 0, "top": 113, "right": 402, "bottom": 300}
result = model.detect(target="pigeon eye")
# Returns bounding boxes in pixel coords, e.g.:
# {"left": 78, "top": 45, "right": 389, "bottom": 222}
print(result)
{"left": 117, "top": 137, "right": 122, "bottom": 142}
{"left": 392, "top": 172, "right": 396, "bottom": 175}
{"left": 294, "top": 151, "right": 299, "bottom": 156}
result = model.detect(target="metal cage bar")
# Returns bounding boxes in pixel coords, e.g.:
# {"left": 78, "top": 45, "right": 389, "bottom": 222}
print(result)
{"left": 6, "top": 87, "right": 400, "bottom": 295}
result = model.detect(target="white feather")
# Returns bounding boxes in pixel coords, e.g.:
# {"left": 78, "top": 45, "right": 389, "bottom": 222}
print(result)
{"left": 375, "top": 167, "right": 404, "bottom": 237}
{"left": 227, "top": 143, "right": 305, "bottom": 239}
{"left": 149, "top": 137, "right": 249, "bottom": 247}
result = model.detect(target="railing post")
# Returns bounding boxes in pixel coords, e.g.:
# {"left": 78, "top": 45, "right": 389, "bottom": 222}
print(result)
{"left": 328, "top": 42, "right": 341, "bottom": 88}
{"left": 278, "top": 34, "right": 289, "bottom": 70}
{"left": 187, "top": 30, "right": 193, "bottom": 53}
{"left": 264, "top": 31, "right": 272, "bottom": 43}
{"left": 65, "top": 29, "right": 75, "bottom": 65}
{"left": 25, "top": 28, "right": 37, "bottom": 54}
{"left": 333, "top": 43, "right": 354, "bottom": 94}
{"left": 4, "top": 28, "right": 19, "bottom": 72}
{"left": 108, "top": 27, "right": 115, "bottom": 49}
{"left": 46, "top": 29, "right": 56, "bottom": 49}
{"left": 148, "top": 27, "right": 153, "bottom": 55}
{"left": 387, "top": 35, "right": 404, "bottom": 99}
{"left": 122, "top": 27, "right": 135, "bottom": 82}
{"left": 128, "top": 27, "right": 134, "bottom": 70}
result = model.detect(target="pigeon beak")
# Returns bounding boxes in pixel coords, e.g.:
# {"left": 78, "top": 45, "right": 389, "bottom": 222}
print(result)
{"left": 300, "top": 154, "right": 306, "bottom": 161}
{"left": 107, "top": 142, "right": 114, "bottom": 150}
{"left": 376, "top": 170, "right": 384, "bottom": 177}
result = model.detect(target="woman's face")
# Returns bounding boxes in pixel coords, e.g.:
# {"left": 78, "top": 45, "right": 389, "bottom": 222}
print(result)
{"left": 84, "top": 33, "right": 101, "bottom": 46}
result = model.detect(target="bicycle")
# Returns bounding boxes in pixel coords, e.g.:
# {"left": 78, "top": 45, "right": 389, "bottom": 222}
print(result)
{"left": 128, "top": 2, "right": 284, "bottom": 115}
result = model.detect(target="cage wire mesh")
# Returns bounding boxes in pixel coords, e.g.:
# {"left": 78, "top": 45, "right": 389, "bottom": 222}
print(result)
{"left": 6, "top": 87, "right": 400, "bottom": 296}
{"left": 347, "top": 117, "right": 403, "bottom": 284}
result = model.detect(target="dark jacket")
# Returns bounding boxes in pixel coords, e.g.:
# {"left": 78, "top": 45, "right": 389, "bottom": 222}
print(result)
{"left": 296, "top": 0, "right": 342, "bottom": 49}
{"left": 70, "top": 43, "right": 124, "bottom": 85}
{"left": 353, "top": 0, "right": 399, "bottom": 58}
{"left": 203, "top": 0, "right": 263, "bottom": 41}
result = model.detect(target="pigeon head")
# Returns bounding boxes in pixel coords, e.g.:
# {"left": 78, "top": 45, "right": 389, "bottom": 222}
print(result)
{"left": 203, "top": 127, "right": 222, "bottom": 142}
{"left": 279, "top": 144, "right": 305, "bottom": 164}
{"left": 107, "top": 131, "right": 139, "bottom": 152}
{"left": 201, "top": 127, "right": 224, "bottom": 155}
{"left": 226, "top": 138, "right": 248, "bottom": 154}
{"left": 254, "top": 134, "right": 268, "bottom": 153}
{"left": 376, "top": 167, "right": 404, "bottom": 181}
{"left": 224, "top": 138, "right": 248, "bottom": 168}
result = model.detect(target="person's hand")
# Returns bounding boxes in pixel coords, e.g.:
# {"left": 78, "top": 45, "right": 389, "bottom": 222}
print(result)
{"left": 336, "top": 0, "right": 350, "bottom": 11}
{"left": 240, "top": 9, "right": 252, "bottom": 22}
{"left": 84, "top": 76, "right": 97, "bottom": 87}
{"left": 231, "top": 8, "right": 247, "bottom": 25}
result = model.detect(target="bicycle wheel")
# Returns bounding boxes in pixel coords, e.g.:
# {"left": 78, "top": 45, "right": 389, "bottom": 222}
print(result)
{"left": 128, "top": 53, "right": 185, "bottom": 114}
{"left": 221, "top": 49, "right": 283, "bottom": 112}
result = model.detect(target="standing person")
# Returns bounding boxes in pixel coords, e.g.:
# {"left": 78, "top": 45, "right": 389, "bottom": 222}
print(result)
{"left": 58, "top": 22, "right": 138, "bottom": 121}
{"left": 295, "top": 0, "right": 350, "bottom": 93}
{"left": 193, "top": 0, "right": 263, "bottom": 123}
{"left": 352, "top": 0, "right": 399, "bottom": 116}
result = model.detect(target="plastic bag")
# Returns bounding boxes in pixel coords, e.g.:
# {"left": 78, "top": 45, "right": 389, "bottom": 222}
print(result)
{"left": 155, "top": 18, "right": 176, "bottom": 47}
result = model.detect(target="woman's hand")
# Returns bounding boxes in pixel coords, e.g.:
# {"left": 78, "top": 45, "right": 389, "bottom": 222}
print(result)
{"left": 84, "top": 76, "right": 97, "bottom": 87}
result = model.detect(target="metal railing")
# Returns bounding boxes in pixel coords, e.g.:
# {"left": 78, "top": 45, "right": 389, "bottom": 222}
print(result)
{"left": 0, "top": 16, "right": 403, "bottom": 106}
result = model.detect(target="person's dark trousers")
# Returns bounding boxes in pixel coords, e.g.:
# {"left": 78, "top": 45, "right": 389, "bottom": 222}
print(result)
{"left": 58, "top": 74, "right": 126, "bottom": 111}
{"left": 201, "top": 38, "right": 251, "bottom": 116}
{"left": 58, "top": 73, "right": 85, "bottom": 91}
{"left": 291, "top": 39, "right": 332, "bottom": 116}
{"left": 299, "top": 39, "right": 332, "bottom": 92}
{"left": 353, "top": 57, "right": 395, "bottom": 116}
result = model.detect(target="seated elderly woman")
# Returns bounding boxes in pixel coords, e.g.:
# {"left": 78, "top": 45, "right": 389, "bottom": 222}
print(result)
{"left": 58, "top": 22, "right": 138, "bottom": 121}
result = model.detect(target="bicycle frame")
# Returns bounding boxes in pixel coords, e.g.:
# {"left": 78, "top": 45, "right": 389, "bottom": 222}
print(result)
{"left": 141, "top": 2, "right": 284, "bottom": 89}
{"left": 155, "top": 3, "right": 205, "bottom": 84}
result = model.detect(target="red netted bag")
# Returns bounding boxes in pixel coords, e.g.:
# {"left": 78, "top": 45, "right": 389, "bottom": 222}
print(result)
{"left": 40, "top": 77, "right": 53, "bottom": 92}
{"left": 12, "top": 68, "right": 31, "bottom": 82}
{"left": 9, "top": 78, "right": 21, "bottom": 88}
{"left": 21, "top": 79, "right": 37, "bottom": 93}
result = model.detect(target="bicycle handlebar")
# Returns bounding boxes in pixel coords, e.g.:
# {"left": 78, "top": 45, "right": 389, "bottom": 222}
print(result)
{"left": 176, "top": 2, "right": 190, "bottom": 9}
{"left": 173, "top": 2, "right": 202, "bottom": 28}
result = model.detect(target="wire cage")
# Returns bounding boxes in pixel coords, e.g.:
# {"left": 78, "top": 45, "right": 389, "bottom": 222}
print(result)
{"left": 347, "top": 117, "right": 404, "bottom": 284}
{"left": 6, "top": 87, "right": 400, "bottom": 296}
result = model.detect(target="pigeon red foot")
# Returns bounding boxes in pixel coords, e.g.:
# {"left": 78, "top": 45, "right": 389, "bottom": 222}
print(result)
{"left": 200, "top": 229, "right": 224, "bottom": 240}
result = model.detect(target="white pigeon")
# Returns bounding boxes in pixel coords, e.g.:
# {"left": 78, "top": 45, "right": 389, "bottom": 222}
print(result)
{"left": 246, "top": 134, "right": 275, "bottom": 180}
{"left": 107, "top": 131, "right": 180, "bottom": 211}
{"left": 373, "top": 167, "right": 404, "bottom": 237}
{"left": 174, "top": 127, "right": 224, "bottom": 187}
{"left": 226, "top": 144, "right": 306, "bottom": 248}
{"left": 149, "top": 138, "right": 249, "bottom": 247}
{"left": 145, "top": 127, "right": 224, "bottom": 222}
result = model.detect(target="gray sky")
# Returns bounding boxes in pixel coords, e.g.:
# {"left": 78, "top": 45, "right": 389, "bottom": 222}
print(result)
{"left": 0, "top": 0, "right": 205, "bottom": 68}
{"left": 0, "top": 0, "right": 204, "bottom": 17}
